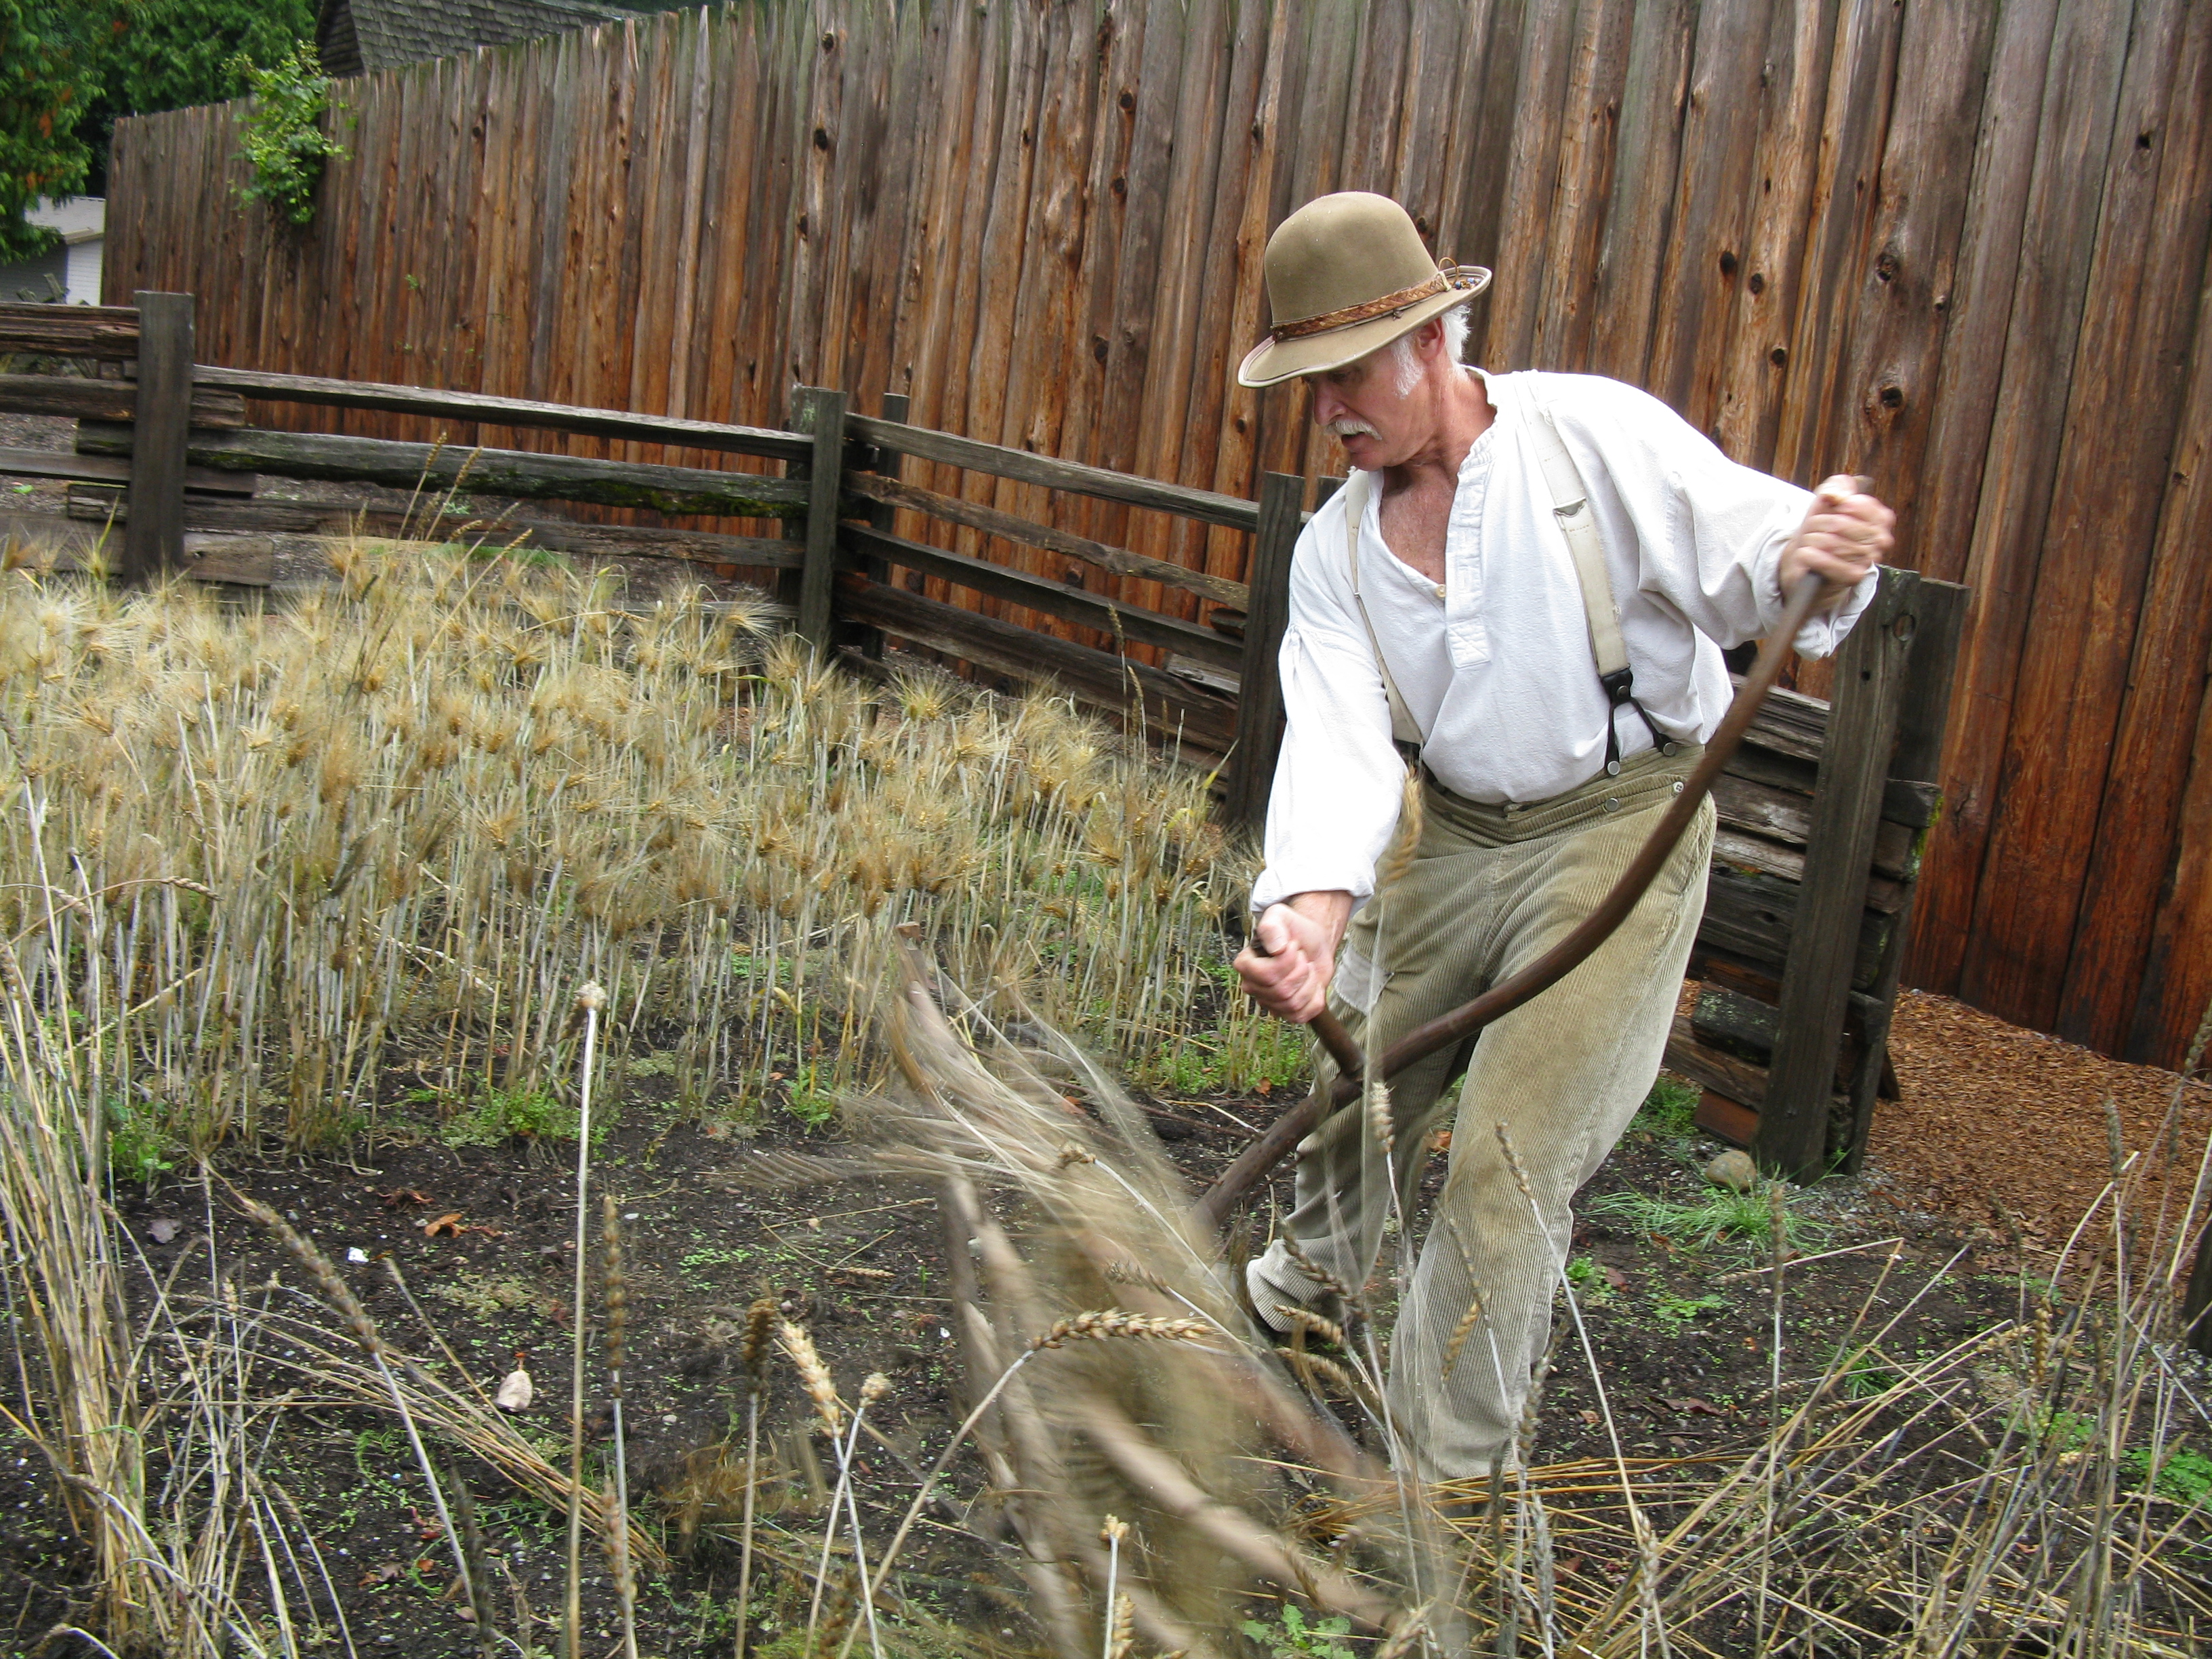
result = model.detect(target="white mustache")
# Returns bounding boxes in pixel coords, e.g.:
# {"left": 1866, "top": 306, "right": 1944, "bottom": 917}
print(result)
{"left": 1324, "top": 419, "right": 1378, "bottom": 438}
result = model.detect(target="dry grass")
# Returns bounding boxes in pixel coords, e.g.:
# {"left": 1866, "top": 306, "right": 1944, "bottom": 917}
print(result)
{"left": 0, "top": 539, "right": 1258, "bottom": 1659}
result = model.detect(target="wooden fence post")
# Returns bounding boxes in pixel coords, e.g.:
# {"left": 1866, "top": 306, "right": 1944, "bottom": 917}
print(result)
{"left": 1223, "top": 471, "right": 1303, "bottom": 831}
{"left": 1756, "top": 567, "right": 1920, "bottom": 1182}
{"left": 785, "top": 385, "right": 848, "bottom": 655}
{"left": 2187, "top": 1229, "right": 2212, "bottom": 1357}
{"left": 853, "top": 390, "right": 908, "bottom": 659}
{"left": 1834, "top": 577, "right": 1967, "bottom": 1172}
{"left": 120, "top": 291, "right": 193, "bottom": 581}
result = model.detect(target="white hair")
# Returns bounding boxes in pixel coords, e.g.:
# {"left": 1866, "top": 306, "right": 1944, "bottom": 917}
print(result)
{"left": 1386, "top": 301, "right": 1474, "bottom": 394}
{"left": 1441, "top": 300, "right": 1471, "bottom": 363}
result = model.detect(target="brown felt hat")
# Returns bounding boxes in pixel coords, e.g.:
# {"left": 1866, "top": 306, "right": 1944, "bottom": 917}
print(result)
{"left": 1236, "top": 192, "right": 1490, "bottom": 388}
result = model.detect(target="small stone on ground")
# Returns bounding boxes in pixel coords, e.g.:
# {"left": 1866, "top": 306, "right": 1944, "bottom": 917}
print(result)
{"left": 1704, "top": 1149, "right": 1757, "bottom": 1192}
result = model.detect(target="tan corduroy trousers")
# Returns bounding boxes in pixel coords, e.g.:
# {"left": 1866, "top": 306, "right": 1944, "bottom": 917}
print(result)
{"left": 1248, "top": 745, "right": 1712, "bottom": 1481}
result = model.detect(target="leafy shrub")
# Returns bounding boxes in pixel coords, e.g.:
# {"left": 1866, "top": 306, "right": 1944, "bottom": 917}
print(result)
{"left": 0, "top": 0, "right": 96, "bottom": 261}
{"left": 230, "top": 40, "right": 344, "bottom": 226}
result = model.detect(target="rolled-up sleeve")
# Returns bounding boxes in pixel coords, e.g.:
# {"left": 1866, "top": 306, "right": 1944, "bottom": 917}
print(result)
{"left": 1250, "top": 523, "right": 1408, "bottom": 914}
{"left": 1556, "top": 378, "right": 1878, "bottom": 660}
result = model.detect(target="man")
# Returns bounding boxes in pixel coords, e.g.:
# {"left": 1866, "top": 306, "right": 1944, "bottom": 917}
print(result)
{"left": 1229, "top": 192, "right": 1891, "bottom": 1481}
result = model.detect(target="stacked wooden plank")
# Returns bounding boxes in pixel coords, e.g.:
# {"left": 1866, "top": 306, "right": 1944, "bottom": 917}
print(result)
{"left": 1670, "top": 574, "right": 1968, "bottom": 1174}
{"left": 0, "top": 302, "right": 813, "bottom": 575}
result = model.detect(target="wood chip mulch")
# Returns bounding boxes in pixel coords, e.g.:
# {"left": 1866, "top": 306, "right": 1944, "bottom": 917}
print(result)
{"left": 1872, "top": 989, "right": 2212, "bottom": 1247}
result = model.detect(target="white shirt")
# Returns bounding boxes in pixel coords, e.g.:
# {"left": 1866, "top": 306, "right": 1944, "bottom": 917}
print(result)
{"left": 1252, "top": 368, "right": 1877, "bottom": 913}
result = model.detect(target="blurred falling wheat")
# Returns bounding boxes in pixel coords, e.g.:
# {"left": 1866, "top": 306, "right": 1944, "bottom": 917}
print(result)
{"left": 777, "top": 945, "right": 2212, "bottom": 1658}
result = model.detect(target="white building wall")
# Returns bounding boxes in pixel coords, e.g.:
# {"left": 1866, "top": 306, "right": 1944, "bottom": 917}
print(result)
{"left": 64, "top": 237, "right": 103, "bottom": 306}
{"left": 23, "top": 197, "right": 106, "bottom": 305}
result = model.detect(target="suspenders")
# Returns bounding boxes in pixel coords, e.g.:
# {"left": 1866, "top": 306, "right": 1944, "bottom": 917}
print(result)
{"left": 1340, "top": 469, "right": 1427, "bottom": 751}
{"left": 1341, "top": 397, "right": 1679, "bottom": 775}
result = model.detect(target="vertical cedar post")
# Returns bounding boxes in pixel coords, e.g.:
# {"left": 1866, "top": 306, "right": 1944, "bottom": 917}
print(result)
{"left": 2186, "top": 1228, "right": 2212, "bottom": 1357}
{"left": 852, "top": 390, "right": 909, "bottom": 659}
{"left": 1756, "top": 566, "right": 1920, "bottom": 1182}
{"left": 120, "top": 291, "right": 193, "bottom": 581}
{"left": 1834, "top": 577, "right": 1967, "bottom": 1172}
{"left": 783, "top": 385, "right": 847, "bottom": 655}
{"left": 1223, "top": 471, "right": 1303, "bottom": 831}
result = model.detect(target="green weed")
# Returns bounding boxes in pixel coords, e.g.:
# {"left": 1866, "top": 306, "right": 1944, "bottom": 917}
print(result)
{"left": 1634, "top": 1074, "right": 1700, "bottom": 1137}
{"left": 2020, "top": 1407, "right": 2096, "bottom": 1454}
{"left": 782, "top": 1062, "right": 837, "bottom": 1126}
{"left": 1139, "top": 984, "right": 1309, "bottom": 1096}
{"left": 1828, "top": 1344, "right": 1901, "bottom": 1400}
{"left": 1585, "top": 1180, "right": 1826, "bottom": 1258}
{"left": 2128, "top": 1445, "right": 2212, "bottom": 1506}
{"left": 430, "top": 1272, "right": 546, "bottom": 1322}
{"left": 1564, "top": 1255, "right": 1616, "bottom": 1303}
{"left": 678, "top": 1245, "right": 754, "bottom": 1286}
{"left": 434, "top": 1085, "right": 588, "bottom": 1148}
{"left": 350, "top": 1426, "right": 403, "bottom": 1484}
{"left": 1240, "top": 1603, "right": 1356, "bottom": 1659}
{"left": 1652, "top": 1291, "right": 1728, "bottom": 1329}
{"left": 106, "top": 1099, "right": 178, "bottom": 1187}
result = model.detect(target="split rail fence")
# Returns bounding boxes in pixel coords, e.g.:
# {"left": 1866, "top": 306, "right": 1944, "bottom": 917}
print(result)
{"left": 0, "top": 294, "right": 1963, "bottom": 1180}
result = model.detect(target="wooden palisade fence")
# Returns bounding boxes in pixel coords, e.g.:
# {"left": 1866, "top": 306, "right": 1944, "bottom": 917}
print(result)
{"left": 0, "top": 295, "right": 1963, "bottom": 1179}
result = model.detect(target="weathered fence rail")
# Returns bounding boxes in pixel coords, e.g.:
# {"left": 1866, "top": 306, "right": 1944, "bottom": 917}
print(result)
{"left": 0, "top": 296, "right": 1961, "bottom": 1174}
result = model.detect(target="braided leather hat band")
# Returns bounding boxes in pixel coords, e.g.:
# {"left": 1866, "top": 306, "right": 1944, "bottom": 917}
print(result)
{"left": 1270, "top": 263, "right": 1488, "bottom": 343}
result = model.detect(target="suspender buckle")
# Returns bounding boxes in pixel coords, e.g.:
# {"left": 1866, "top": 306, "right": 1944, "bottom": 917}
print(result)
{"left": 1599, "top": 667, "right": 1638, "bottom": 706}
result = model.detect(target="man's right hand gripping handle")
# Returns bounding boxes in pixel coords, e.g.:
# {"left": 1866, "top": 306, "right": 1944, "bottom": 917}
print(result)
{"left": 1235, "top": 893, "right": 1368, "bottom": 1081}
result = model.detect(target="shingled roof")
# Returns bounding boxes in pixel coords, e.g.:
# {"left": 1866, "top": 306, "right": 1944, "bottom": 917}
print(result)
{"left": 316, "top": 0, "right": 672, "bottom": 77}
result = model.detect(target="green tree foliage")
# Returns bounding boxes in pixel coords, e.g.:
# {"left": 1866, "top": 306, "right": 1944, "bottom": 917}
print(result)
{"left": 3, "top": 1, "right": 319, "bottom": 253}
{"left": 96, "top": 0, "right": 317, "bottom": 131}
{"left": 0, "top": 1, "right": 105, "bottom": 259}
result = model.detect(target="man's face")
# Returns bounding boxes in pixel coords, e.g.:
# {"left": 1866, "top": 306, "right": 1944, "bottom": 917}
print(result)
{"left": 1307, "top": 337, "right": 1424, "bottom": 470}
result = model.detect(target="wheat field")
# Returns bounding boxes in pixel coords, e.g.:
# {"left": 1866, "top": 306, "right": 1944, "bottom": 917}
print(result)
{"left": 0, "top": 539, "right": 1284, "bottom": 1158}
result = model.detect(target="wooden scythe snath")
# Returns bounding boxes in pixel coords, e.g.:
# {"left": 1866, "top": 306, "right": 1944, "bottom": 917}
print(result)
{"left": 1197, "top": 571, "right": 1833, "bottom": 1231}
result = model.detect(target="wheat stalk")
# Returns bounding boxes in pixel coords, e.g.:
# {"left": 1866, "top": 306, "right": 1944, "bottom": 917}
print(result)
{"left": 237, "top": 1194, "right": 484, "bottom": 1631}
{"left": 1030, "top": 1311, "right": 1216, "bottom": 1351}
{"left": 600, "top": 1193, "right": 637, "bottom": 1659}
{"left": 562, "top": 980, "right": 606, "bottom": 1659}
{"left": 733, "top": 1292, "right": 776, "bottom": 1659}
